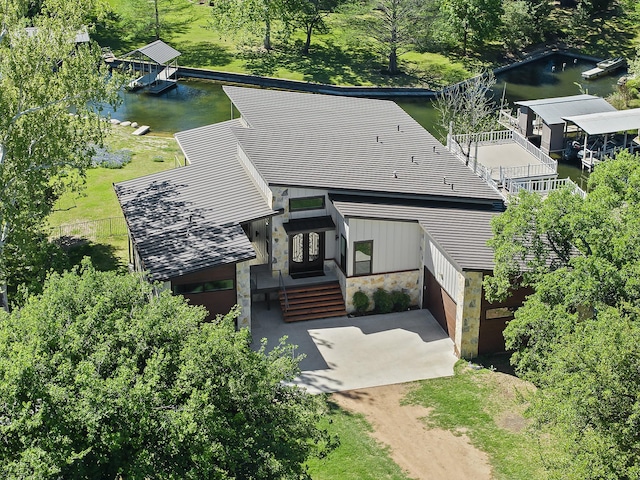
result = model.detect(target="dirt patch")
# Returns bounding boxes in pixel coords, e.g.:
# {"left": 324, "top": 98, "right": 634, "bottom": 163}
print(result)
{"left": 331, "top": 383, "right": 493, "bottom": 480}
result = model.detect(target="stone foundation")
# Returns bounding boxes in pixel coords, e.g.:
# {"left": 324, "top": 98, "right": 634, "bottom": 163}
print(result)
{"left": 270, "top": 187, "right": 289, "bottom": 278}
{"left": 344, "top": 270, "right": 420, "bottom": 312}
{"left": 455, "top": 271, "right": 483, "bottom": 358}
{"left": 236, "top": 261, "right": 251, "bottom": 330}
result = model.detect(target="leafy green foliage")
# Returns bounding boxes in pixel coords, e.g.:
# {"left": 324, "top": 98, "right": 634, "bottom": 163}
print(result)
{"left": 485, "top": 152, "right": 640, "bottom": 478}
{"left": 0, "top": 262, "right": 330, "bottom": 479}
{"left": 119, "top": 0, "right": 196, "bottom": 43}
{"left": 352, "top": 290, "right": 370, "bottom": 312}
{"left": 528, "top": 305, "right": 640, "bottom": 479}
{"left": 0, "top": 0, "right": 121, "bottom": 309}
{"left": 373, "top": 288, "right": 394, "bottom": 314}
{"left": 440, "top": 0, "right": 503, "bottom": 55}
{"left": 390, "top": 290, "right": 411, "bottom": 311}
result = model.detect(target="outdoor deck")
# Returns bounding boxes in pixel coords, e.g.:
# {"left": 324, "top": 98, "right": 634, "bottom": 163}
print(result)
{"left": 448, "top": 129, "right": 557, "bottom": 186}
{"left": 474, "top": 142, "right": 556, "bottom": 182}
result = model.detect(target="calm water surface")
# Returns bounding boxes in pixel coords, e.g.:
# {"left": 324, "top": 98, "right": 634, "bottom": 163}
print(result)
{"left": 105, "top": 53, "right": 624, "bottom": 186}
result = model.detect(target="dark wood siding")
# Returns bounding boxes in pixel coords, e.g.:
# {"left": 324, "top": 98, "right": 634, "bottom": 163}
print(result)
{"left": 423, "top": 267, "right": 456, "bottom": 340}
{"left": 479, "top": 278, "right": 533, "bottom": 355}
{"left": 171, "top": 264, "right": 237, "bottom": 321}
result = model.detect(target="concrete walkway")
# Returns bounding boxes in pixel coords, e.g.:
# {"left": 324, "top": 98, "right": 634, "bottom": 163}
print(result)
{"left": 250, "top": 303, "right": 458, "bottom": 394}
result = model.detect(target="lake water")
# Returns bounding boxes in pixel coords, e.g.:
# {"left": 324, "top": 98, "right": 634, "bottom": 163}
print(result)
{"left": 106, "top": 53, "right": 625, "bottom": 187}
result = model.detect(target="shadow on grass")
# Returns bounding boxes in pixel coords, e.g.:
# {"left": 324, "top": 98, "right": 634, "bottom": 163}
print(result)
{"left": 240, "top": 39, "right": 423, "bottom": 86}
{"left": 179, "top": 41, "right": 234, "bottom": 68}
{"left": 474, "top": 352, "right": 516, "bottom": 376}
{"left": 57, "top": 236, "right": 125, "bottom": 272}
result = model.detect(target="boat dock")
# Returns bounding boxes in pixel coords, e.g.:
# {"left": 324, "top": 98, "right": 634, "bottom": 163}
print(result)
{"left": 581, "top": 57, "right": 626, "bottom": 79}
{"left": 122, "top": 40, "right": 181, "bottom": 95}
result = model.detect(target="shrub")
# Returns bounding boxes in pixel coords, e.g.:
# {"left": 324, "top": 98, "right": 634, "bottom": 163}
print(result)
{"left": 352, "top": 290, "right": 370, "bottom": 313}
{"left": 91, "top": 145, "right": 132, "bottom": 169}
{"left": 373, "top": 288, "right": 393, "bottom": 314}
{"left": 390, "top": 290, "right": 411, "bottom": 312}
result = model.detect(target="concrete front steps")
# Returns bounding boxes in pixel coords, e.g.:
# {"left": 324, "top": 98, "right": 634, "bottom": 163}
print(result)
{"left": 280, "top": 282, "right": 347, "bottom": 322}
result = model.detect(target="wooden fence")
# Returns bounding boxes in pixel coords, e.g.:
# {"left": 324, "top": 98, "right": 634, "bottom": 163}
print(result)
{"left": 49, "top": 217, "right": 128, "bottom": 240}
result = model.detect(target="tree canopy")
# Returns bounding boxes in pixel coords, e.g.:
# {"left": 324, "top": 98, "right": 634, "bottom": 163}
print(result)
{"left": 485, "top": 151, "right": 640, "bottom": 478}
{"left": 0, "top": 262, "right": 331, "bottom": 479}
{"left": 0, "top": 0, "right": 120, "bottom": 310}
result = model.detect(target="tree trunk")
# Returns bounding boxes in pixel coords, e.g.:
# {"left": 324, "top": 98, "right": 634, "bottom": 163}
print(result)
{"left": 302, "top": 24, "right": 313, "bottom": 55}
{"left": 462, "top": 27, "right": 468, "bottom": 57}
{"left": 264, "top": 17, "right": 272, "bottom": 50}
{"left": 154, "top": 0, "right": 160, "bottom": 40}
{"left": 388, "top": 47, "right": 398, "bottom": 75}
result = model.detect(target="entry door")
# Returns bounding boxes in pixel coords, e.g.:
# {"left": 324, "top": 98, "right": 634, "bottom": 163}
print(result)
{"left": 289, "top": 232, "right": 324, "bottom": 277}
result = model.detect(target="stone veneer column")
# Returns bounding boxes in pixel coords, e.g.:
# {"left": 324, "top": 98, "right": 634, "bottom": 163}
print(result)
{"left": 236, "top": 261, "right": 251, "bottom": 330}
{"left": 270, "top": 187, "right": 289, "bottom": 279}
{"left": 454, "top": 271, "right": 483, "bottom": 358}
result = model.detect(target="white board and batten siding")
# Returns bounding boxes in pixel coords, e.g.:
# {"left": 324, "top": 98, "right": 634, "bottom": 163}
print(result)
{"left": 248, "top": 217, "right": 269, "bottom": 264}
{"left": 237, "top": 146, "right": 273, "bottom": 208}
{"left": 347, "top": 218, "right": 421, "bottom": 276}
{"left": 423, "top": 234, "right": 460, "bottom": 300}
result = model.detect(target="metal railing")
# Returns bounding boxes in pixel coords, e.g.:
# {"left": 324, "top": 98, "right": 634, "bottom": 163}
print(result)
{"left": 507, "top": 177, "right": 587, "bottom": 198}
{"left": 49, "top": 217, "right": 128, "bottom": 240}
{"left": 278, "top": 270, "right": 289, "bottom": 312}
{"left": 511, "top": 130, "right": 557, "bottom": 171}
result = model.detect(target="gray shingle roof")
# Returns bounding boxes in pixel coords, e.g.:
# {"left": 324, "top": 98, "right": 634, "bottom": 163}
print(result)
{"left": 332, "top": 199, "right": 499, "bottom": 270}
{"left": 224, "top": 86, "right": 503, "bottom": 204}
{"left": 515, "top": 94, "right": 616, "bottom": 126}
{"left": 130, "top": 40, "right": 181, "bottom": 64}
{"left": 115, "top": 120, "right": 276, "bottom": 281}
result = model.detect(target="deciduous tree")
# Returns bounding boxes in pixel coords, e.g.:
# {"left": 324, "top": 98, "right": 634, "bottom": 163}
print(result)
{"left": 484, "top": 152, "right": 640, "bottom": 478}
{"left": 440, "top": 0, "right": 502, "bottom": 56}
{"left": 0, "top": 262, "right": 331, "bottom": 479}
{"left": 119, "top": 0, "right": 195, "bottom": 43}
{"left": 0, "top": 0, "right": 120, "bottom": 310}
{"left": 435, "top": 70, "right": 499, "bottom": 164}
{"left": 284, "top": 0, "right": 346, "bottom": 55}
{"left": 211, "top": 0, "right": 287, "bottom": 51}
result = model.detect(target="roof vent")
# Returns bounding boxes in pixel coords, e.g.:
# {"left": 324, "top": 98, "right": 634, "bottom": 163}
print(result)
{"left": 392, "top": 170, "right": 398, "bottom": 178}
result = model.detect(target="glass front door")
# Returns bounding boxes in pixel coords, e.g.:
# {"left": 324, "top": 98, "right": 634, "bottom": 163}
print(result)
{"left": 289, "top": 231, "right": 324, "bottom": 277}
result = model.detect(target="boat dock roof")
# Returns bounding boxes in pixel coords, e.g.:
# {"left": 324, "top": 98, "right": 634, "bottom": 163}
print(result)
{"left": 563, "top": 108, "right": 640, "bottom": 135}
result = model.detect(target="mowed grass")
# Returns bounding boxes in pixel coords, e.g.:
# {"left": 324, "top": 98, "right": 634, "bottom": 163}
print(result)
{"left": 406, "top": 360, "right": 556, "bottom": 480}
{"left": 99, "top": 1, "right": 470, "bottom": 88}
{"left": 306, "top": 402, "right": 411, "bottom": 480}
{"left": 48, "top": 127, "right": 181, "bottom": 261}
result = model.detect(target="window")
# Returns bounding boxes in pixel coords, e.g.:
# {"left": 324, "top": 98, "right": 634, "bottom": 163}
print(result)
{"left": 173, "top": 279, "right": 234, "bottom": 295}
{"left": 340, "top": 235, "right": 347, "bottom": 271}
{"left": 353, "top": 240, "right": 373, "bottom": 276}
{"left": 289, "top": 196, "right": 325, "bottom": 212}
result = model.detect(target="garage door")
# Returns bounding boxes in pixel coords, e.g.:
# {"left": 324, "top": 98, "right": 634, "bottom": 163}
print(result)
{"left": 423, "top": 267, "right": 456, "bottom": 340}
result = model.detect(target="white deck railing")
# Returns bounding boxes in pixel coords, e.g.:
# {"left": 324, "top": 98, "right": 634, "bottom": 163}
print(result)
{"left": 511, "top": 130, "right": 557, "bottom": 171}
{"left": 499, "top": 164, "right": 557, "bottom": 183}
{"left": 507, "top": 177, "right": 587, "bottom": 198}
{"left": 449, "top": 129, "right": 558, "bottom": 174}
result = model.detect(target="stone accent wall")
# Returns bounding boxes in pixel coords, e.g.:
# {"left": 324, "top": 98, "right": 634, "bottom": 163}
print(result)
{"left": 270, "top": 186, "right": 289, "bottom": 278}
{"left": 345, "top": 270, "right": 420, "bottom": 312}
{"left": 236, "top": 261, "right": 252, "bottom": 330}
{"left": 454, "top": 271, "right": 483, "bottom": 358}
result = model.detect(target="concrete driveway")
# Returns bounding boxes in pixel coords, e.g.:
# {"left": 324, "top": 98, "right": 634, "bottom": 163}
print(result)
{"left": 250, "top": 303, "right": 458, "bottom": 394}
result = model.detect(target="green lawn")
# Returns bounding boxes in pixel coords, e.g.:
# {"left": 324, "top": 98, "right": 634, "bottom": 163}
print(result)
{"left": 48, "top": 127, "right": 181, "bottom": 261}
{"left": 406, "top": 360, "right": 557, "bottom": 480}
{"left": 98, "top": 1, "right": 471, "bottom": 88}
{"left": 306, "top": 401, "right": 411, "bottom": 480}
